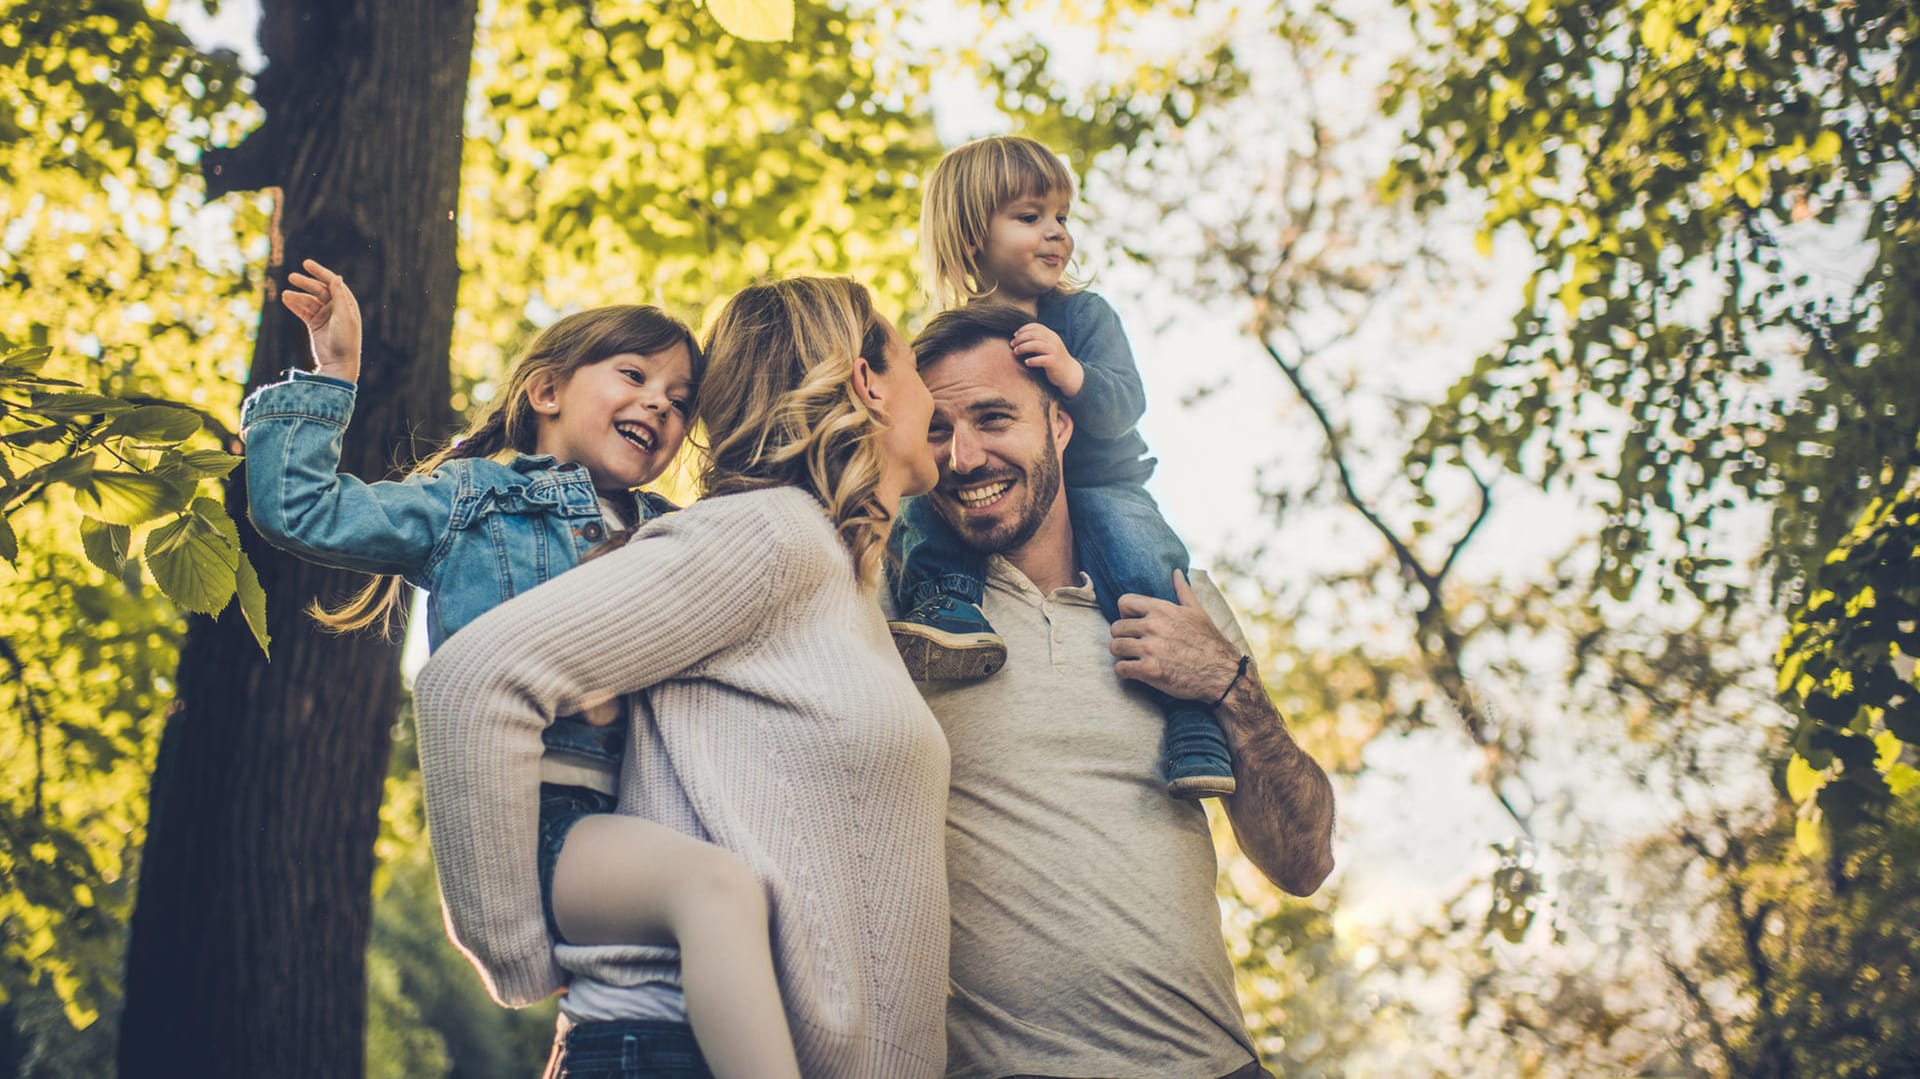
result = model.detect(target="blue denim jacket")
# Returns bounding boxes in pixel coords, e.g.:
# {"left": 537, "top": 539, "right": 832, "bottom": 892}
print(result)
{"left": 242, "top": 372, "right": 672, "bottom": 764}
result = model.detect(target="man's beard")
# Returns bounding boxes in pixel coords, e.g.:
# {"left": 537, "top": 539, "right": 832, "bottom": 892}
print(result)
{"left": 931, "top": 418, "right": 1062, "bottom": 555}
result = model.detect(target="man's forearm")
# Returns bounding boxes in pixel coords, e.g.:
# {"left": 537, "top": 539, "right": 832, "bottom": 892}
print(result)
{"left": 1216, "top": 669, "right": 1335, "bottom": 896}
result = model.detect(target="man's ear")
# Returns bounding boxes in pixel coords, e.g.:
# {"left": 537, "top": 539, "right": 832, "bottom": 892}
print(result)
{"left": 1049, "top": 397, "right": 1073, "bottom": 453}
{"left": 526, "top": 369, "right": 562, "bottom": 415}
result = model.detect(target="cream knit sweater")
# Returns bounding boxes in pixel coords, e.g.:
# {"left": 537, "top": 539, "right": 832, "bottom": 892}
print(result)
{"left": 414, "top": 485, "right": 951, "bottom": 1077}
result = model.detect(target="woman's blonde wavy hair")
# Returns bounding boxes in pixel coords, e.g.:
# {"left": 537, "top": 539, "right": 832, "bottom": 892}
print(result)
{"left": 920, "top": 134, "right": 1087, "bottom": 310}
{"left": 695, "top": 276, "right": 900, "bottom": 588}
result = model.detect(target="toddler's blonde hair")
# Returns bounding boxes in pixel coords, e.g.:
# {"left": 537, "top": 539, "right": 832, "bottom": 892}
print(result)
{"left": 920, "top": 135, "right": 1086, "bottom": 310}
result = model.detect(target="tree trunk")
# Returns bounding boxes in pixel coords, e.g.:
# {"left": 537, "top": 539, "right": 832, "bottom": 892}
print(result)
{"left": 120, "top": 2, "right": 476, "bottom": 1074}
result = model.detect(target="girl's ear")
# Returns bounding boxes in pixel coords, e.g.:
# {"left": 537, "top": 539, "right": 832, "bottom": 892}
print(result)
{"left": 526, "top": 369, "right": 562, "bottom": 415}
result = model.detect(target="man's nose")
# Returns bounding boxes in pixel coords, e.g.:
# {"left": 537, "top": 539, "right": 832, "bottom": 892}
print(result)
{"left": 947, "top": 427, "right": 985, "bottom": 474}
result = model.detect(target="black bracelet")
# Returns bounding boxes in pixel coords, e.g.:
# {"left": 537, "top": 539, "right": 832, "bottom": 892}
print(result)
{"left": 1212, "top": 654, "right": 1252, "bottom": 708}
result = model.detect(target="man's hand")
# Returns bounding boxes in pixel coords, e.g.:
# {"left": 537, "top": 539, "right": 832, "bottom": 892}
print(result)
{"left": 280, "top": 258, "right": 363, "bottom": 383}
{"left": 1109, "top": 570, "right": 1243, "bottom": 703}
{"left": 1012, "top": 321, "right": 1085, "bottom": 399}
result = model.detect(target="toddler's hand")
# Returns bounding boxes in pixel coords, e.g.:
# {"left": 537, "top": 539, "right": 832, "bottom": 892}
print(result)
{"left": 1012, "top": 322, "right": 1084, "bottom": 398}
{"left": 280, "top": 259, "right": 362, "bottom": 384}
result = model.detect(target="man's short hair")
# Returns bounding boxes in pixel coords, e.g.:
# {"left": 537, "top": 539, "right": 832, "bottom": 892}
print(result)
{"left": 912, "top": 303, "right": 1064, "bottom": 405}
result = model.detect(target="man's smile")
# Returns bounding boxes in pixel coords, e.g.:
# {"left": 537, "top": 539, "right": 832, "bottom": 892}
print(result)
{"left": 954, "top": 478, "right": 1014, "bottom": 509}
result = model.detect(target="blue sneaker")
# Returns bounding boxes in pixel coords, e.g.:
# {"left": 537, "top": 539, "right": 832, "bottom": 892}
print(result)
{"left": 1164, "top": 706, "right": 1236, "bottom": 800}
{"left": 889, "top": 595, "right": 1007, "bottom": 681}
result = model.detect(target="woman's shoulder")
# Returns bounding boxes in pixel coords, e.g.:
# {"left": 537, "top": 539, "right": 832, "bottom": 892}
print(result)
{"left": 665, "top": 486, "right": 844, "bottom": 570}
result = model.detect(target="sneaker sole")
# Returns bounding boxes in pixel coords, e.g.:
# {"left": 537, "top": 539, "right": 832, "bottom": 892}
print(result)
{"left": 890, "top": 626, "right": 1007, "bottom": 681}
{"left": 1168, "top": 774, "right": 1237, "bottom": 800}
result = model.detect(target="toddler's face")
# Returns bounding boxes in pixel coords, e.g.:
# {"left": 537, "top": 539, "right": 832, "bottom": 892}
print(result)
{"left": 975, "top": 188, "right": 1074, "bottom": 301}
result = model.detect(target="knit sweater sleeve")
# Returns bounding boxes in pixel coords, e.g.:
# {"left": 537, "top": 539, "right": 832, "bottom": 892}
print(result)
{"left": 411, "top": 488, "right": 835, "bottom": 1006}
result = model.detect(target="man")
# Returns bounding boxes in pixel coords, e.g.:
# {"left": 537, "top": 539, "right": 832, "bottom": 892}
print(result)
{"left": 903, "top": 303, "right": 1336, "bottom": 1079}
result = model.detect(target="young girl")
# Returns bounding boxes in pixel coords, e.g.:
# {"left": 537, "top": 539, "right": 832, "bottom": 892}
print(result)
{"left": 888, "top": 135, "right": 1238, "bottom": 801}
{"left": 241, "top": 261, "right": 802, "bottom": 1079}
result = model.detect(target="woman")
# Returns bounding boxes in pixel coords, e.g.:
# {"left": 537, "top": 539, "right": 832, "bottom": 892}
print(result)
{"left": 412, "top": 277, "right": 949, "bottom": 1078}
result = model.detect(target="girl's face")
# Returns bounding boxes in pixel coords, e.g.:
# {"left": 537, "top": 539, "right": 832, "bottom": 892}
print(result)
{"left": 529, "top": 344, "right": 694, "bottom": 494}
{"left": 974, "top": 187, "right": 1074, "bottom": 305}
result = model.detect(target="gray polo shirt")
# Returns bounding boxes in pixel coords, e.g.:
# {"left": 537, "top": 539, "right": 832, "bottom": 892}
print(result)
{"left": 916, "top": 558, "right": 1258, "bottom": 1079}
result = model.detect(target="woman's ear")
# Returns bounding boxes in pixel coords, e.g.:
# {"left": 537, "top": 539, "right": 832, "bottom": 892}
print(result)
{"left": 526, "top": 370, "right": 562, "bottom": 415}
{"left": 850, "top": 354, "right": 882, "bottom": 410}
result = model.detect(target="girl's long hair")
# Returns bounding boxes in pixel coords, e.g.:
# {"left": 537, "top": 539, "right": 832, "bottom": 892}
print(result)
{"left": 694, "top": 276, "right": 899, "bottom": 588}
{"left": 920, "top": 134, "right": 1087, "bottom": 309}
{"left": 312, "top": 305, "right": 702, "bottom": 637}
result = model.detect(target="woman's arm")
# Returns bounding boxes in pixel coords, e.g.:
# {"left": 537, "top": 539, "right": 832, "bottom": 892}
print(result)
{"left": 411, "top": 490, "right": 829, "bottom": 1006}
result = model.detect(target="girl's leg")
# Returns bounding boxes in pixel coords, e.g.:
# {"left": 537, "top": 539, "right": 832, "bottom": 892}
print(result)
{"left": 550, "top": 814, "right": 801, "bottom": 1079}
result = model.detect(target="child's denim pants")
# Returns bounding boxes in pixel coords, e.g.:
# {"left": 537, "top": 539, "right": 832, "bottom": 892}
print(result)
{"left": 892, "top": 482, "right": 1234, "bottom": 788}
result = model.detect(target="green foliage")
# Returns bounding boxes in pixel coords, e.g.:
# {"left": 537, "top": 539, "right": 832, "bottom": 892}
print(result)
{"left": 0, "top": 345, "right": 268, "bottom": 652}
{"left": 0, "top": 0, "right": 266, "bottom": 1062}
{"left": 1776, "top": 475, "right": 1920, "bottom": 835}
{"left": 1390, "top": 0, "right": 1919, "bottom": 608}
{"left": 455, "top": 0, "right": 941, "bottom": 401}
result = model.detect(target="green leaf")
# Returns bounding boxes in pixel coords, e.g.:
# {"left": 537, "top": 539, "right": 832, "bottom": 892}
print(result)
{"left": 0, "top": 424, "right": 69, "bottom": 447}
{"left": 0, "top": 512, "right": 15, "bottom": 564}
{"left": 104, "top": 405, "right": 203, "bottom": 443}
{"left": 706, "top": 0, "right": 794, "bottom": 41}
{"left": 236, "top": 547, "right": 270, "bottom": 656}
{"left": 73, "top": 471, "right": 186, "bottom": 526}
{"left": 27, "top": 392, "right": 133, "bottom": 418}
{"left": 0, "top": 346, "right": 52, "bottom": 377}
{"left": 174, "top": 449, "right": 243, "bottom": 479}
{"left": 11, "top": 452, "right": 96, "bottom": 492}
{"left": 144, "top": 498, "right": 241, "bottom": 614}
{"left": 79, "top": 517, "right": 132, "bottom": 574}
{"left": 1785, "top": 753, "right": 1824, "bottom": 803}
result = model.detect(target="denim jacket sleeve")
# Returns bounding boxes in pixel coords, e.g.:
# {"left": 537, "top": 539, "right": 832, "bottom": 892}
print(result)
{"left": 240, "top": 373, "right": 457, "bottom": 580}
{"left": 1055, "top": 291, "right": 1146, "bottom": 440}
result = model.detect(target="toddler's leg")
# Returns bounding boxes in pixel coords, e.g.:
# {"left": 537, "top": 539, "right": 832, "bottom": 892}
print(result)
{"left": 1068, "top": 484, "right": 1236, "bottom": 800}
{"left": 551, "top": 815, "right": 801, "bottom": 1079}
{"left": 886, "top": 494, "right": 1006, "bottom": 680}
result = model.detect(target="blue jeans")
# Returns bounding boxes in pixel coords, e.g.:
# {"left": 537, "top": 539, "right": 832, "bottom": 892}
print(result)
{"left": 892, "top": 483, "right": 1233, "bottom": 788}
{"left": 891, "top": 482, "right": 1189, "bottom": 616}
{"left": 543, "top": 1020, "right": 713, "bottom": 1079}
{"left": 537, "top": 783, "right": 617, "bottom": 942}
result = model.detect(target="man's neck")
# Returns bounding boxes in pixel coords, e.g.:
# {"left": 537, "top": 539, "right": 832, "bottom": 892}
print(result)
{"left": 1002, "top": 493, "right": 1078, "bottom": 594}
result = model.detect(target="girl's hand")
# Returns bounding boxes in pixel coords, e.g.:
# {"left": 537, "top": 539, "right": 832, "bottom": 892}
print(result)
{"left": 1012, "top": 321, "right": 1084, "bottom": 398}
{"left": 280, "top": 259, "right": 363, "bottom": 384}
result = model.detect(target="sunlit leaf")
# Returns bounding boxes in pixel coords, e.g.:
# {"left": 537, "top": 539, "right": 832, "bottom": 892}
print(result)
{"left": 79, "top": 517, "right": 132, "bottom": 574}
{"left": 27, "top": 392, "right": 133, "bottom": 418}
{"left": 1785, "top": 753, "right": 1825, "bottom": 804}
{"left": 104, "top": 405, "right": 203, "bottom": 443}
{"left": 144, "top": 498, "right": 241, "bottom": 614}
{"left": 236, "top": 547, "right": 270, "bottom": 657}
{"left": 705, "top": 0, "right": 794, "bottom": 42}
{"left": 73, "top": 471, "right": 185, "bottom": 527}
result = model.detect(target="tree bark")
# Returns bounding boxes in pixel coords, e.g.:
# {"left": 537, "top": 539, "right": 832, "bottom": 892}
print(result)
{"left": 120, "top": 2, "right": 476, "bottom": 1074}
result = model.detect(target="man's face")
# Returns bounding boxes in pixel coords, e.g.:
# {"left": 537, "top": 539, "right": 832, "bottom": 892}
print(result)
{"left": 920, "top": 337, "right": 1072, "bottom": 555}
